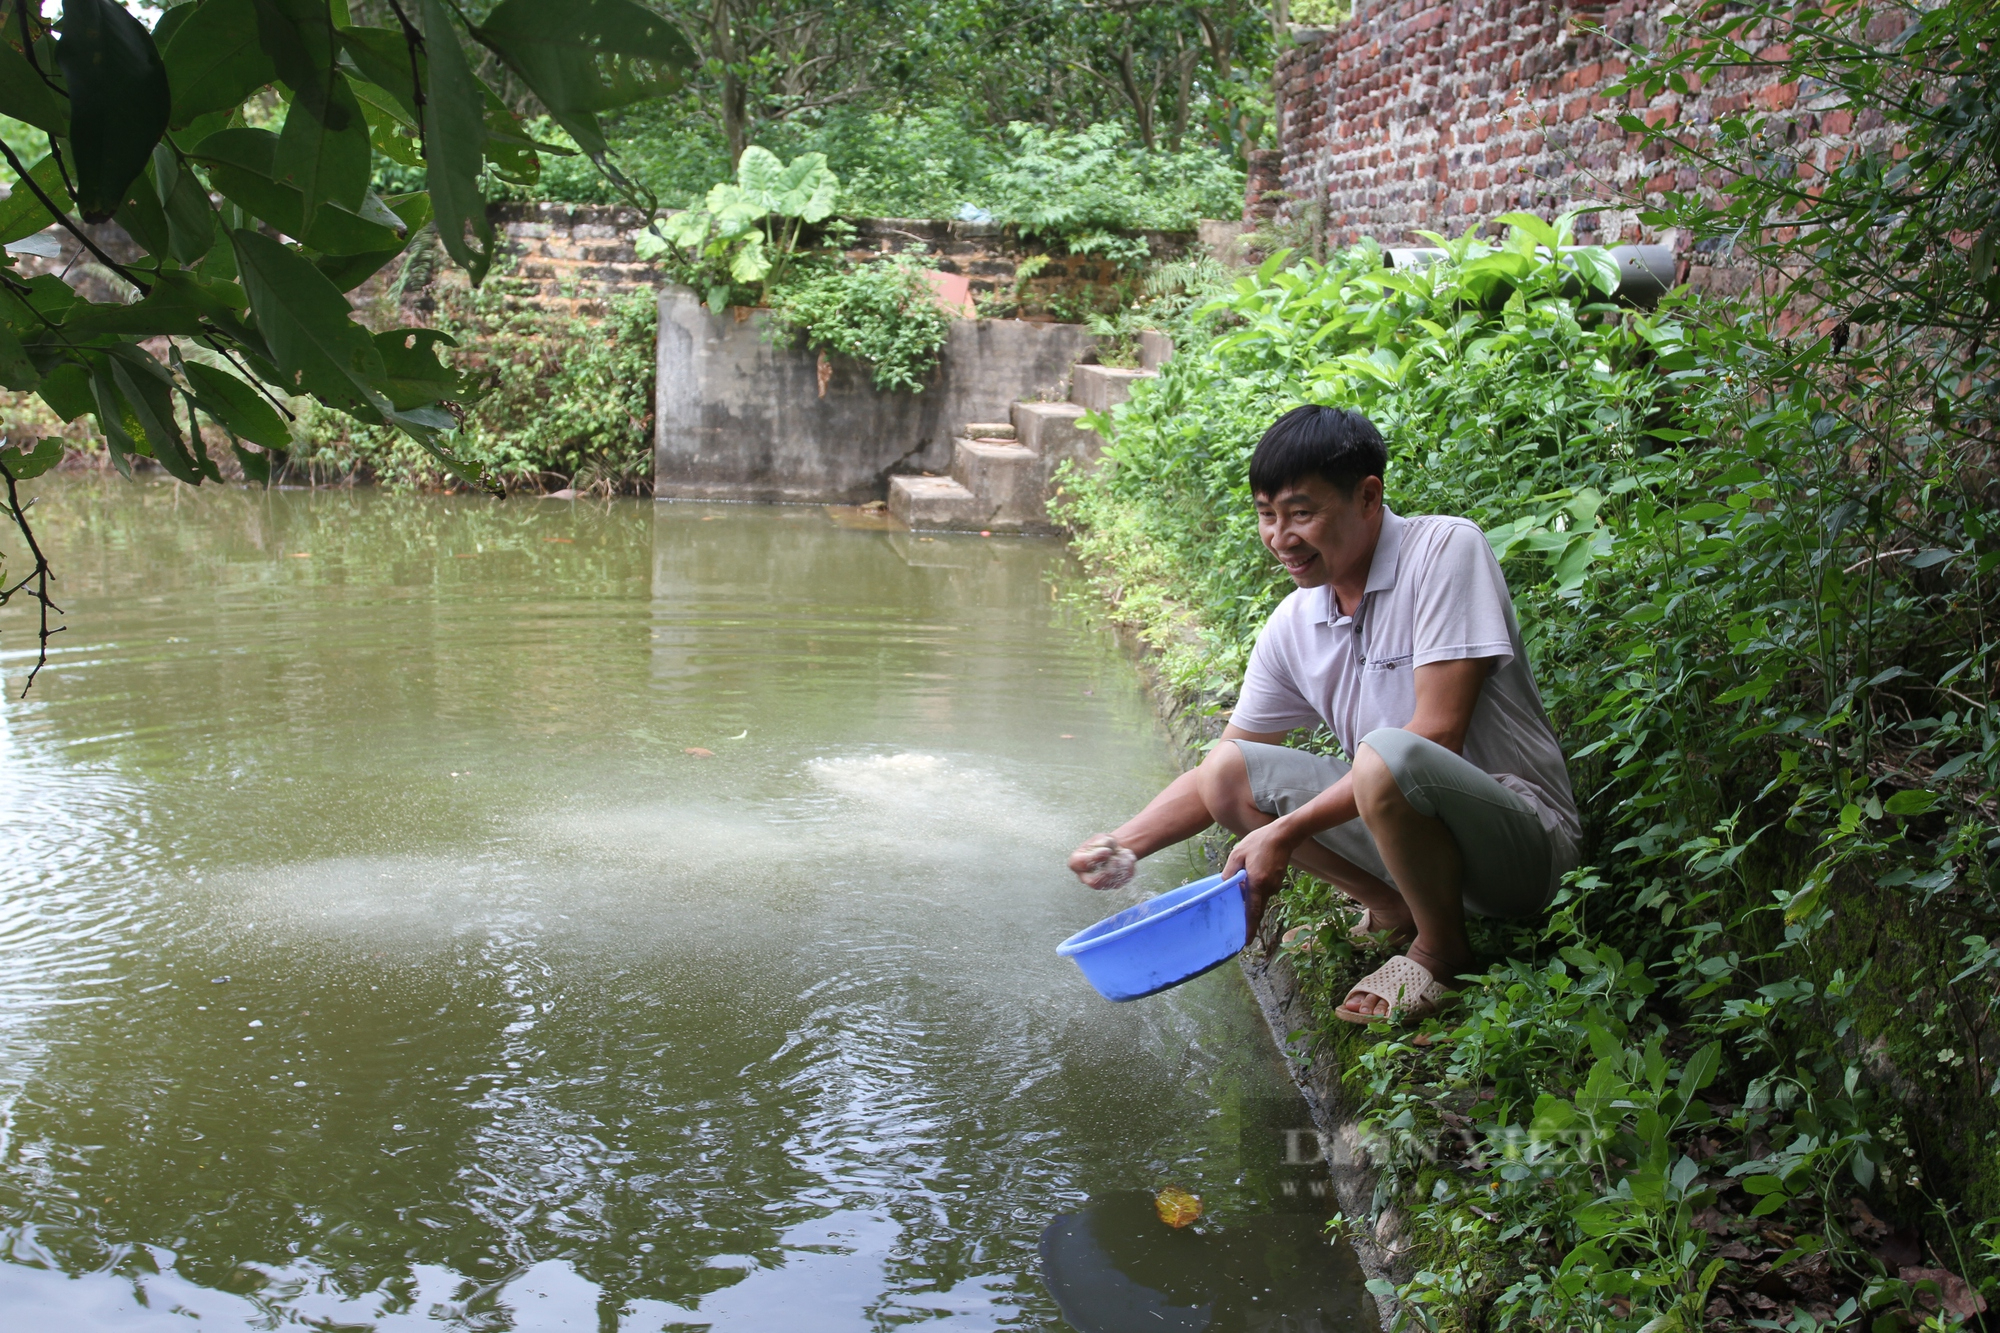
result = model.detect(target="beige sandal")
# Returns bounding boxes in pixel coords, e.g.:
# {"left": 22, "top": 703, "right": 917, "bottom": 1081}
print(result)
{"left": 1335, "top": 954, "right": 1451, "bottom": 1025}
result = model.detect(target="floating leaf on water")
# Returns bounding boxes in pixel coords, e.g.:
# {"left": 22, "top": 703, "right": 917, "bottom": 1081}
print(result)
{"left": 1154, "top": 1185, "right": 1201, "bottom": 1229}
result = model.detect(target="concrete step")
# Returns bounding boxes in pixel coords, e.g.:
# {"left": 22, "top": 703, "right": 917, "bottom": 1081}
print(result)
{"left": 888, "top": 474, "right": 986, "bottom": 530}
{"left": 963, "top": 421, "right": 1016, "bottom": 441}
{"left": 1070, "top": 363, "right": 1157, "bottom": 414}
{"left": 950, "top": 438, "right": 1044, "bottom": 530}
{"left": 1012, "top": 400, "right": 1100, "bottom": 484}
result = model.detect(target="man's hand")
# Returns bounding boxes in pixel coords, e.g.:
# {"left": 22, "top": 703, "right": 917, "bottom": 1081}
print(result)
{"left": 1224, "top": 820, "right": 1301, "bottom": 948}
{"left": 1068, "top": 834, "right": 1137, "bottom": 891}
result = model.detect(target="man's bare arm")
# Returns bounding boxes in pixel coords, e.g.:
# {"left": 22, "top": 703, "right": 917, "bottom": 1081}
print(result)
{"left": 1067, "top": 723, "right": 1288, "bottom": 885}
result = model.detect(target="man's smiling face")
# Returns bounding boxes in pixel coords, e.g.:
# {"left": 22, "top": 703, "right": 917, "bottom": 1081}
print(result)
{"left": 1253, "top": 473, "right": 1383, "bottom": 589}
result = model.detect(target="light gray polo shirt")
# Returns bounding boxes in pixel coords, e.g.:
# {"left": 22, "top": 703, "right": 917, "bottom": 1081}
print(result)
{"left": 1231, "top": 507, "right": 1581, "bottom": 860}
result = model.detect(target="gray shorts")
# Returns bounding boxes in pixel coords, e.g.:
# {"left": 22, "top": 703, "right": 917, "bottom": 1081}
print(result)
{"left": 1232, "top": 727, "right": 1556, "bottom": 919}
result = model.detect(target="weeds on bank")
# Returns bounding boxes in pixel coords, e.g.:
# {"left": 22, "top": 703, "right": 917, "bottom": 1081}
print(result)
{"left": 292, "top": 278, "right": 658, "bottom": 494}
{"left": 1059, "top": 206, "right": 1997, "bottom": 1330}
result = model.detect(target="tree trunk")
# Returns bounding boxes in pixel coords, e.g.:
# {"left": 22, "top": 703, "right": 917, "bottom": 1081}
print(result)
{"left": 1115, "top": 44, "right": 1157, "bottom": 150}
{"left": 1167, "top": 40, "right": 1200, "bottom": 151}
{"left": 709, "top": 0, "right": 749, "bottom": 166}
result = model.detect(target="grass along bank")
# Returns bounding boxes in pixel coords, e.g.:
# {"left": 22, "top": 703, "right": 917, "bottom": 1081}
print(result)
{"left": 1055, "top": 218, "right": 1998, "bottom": 1331}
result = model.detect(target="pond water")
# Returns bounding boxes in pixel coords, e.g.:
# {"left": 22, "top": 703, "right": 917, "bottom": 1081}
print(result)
{"left": 0, "top": 481, "right": 1374, "bottom": 1332}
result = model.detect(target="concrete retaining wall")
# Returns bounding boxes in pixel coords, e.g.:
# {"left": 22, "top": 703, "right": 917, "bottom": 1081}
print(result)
{"left": 653, "top": 287, "right": 1098, "bottom": 505}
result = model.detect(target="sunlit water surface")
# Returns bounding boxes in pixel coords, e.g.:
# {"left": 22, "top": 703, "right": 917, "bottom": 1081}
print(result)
{"left": 0, "top": 482, "right": 1372, "bottom": 1331}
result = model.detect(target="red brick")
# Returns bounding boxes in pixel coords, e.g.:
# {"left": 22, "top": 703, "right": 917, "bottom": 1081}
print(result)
{"left": 1754, "top": 82, "right": 1798, "bottom": 112}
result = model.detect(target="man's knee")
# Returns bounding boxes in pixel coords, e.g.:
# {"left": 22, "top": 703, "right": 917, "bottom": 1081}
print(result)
{"left": 1196, "top": 739, "right": 1259, "bottom": 831}
{"left": 1353, "top": 737, "right": 1412, "bottom": 823}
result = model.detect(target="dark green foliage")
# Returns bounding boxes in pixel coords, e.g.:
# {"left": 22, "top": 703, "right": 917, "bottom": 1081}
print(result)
{"left": 55, "top": 0, "right": 171, "bottom": 222}
{"left": 473, "top": 0, "right": 693, "bottom": 167}
{"left": 3, "top": 0, "right": 702, "bottom": 679}
{"left": 161, "top": 0, "right": 277, "bottom": 126}
{"left": 2, "top": 0, "right": 692, "bottom": 497}
{"left": 182, "top": 360, "right": 289, "bottom": 450}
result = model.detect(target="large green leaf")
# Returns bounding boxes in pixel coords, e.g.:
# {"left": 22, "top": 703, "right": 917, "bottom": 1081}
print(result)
{"left": 192, "top": 128, "right": 404, "bottom": 255}
{"left": 0, "top": 319, "right": 37, "bottom": 391}
{"left": 56, "top": 0, "right": 170, "bottom": 222}
{"left": 477, "top": 0, "right": 692, "bottom": 111}
{"left": 0, "top": 436, "right": 63, "bottom": 479}
{"left": 473, "top": 0, "right": 692, "bottom": 166}
{"left": 84, "top": 347, "right": 198, "bottom": 481}
{"left": 417, "top": 0, "right": 494, "bottom": 282}
{"left": 251, "top": 0, "right": 338, "bottom": 119}
{"left": 162, "top": 0, "right": 277, "bottom": 126}
{"left": 314, "top": 248, "right": 404, "bottom": 292}
{"left": 60, "top": 287, "right": 209, "bottom": 340}
{"left": 0, "top": 6, "right": 67, "bottom": 135}
{"left": 275, "top": 68, "right": 370, "bottom": 230}
{"left": 179, "top": 390, "right": 227, "bottom": 483}
{"left": 383, "top": 191, "right": 433, "bottom": 235}
{"left": 734, "top": 147, "right": 836, "bottom": 223}
{"left": 153, "top": 143, "right": 218, "bottom": 264}
{"left": 373, "top": 328, "right": 476, "bottom": 409}
{"left": 88, "top": 361, "right": 140, "bottom": 475}
{"left": 361, "top": 97, "right": 424, "bottom": 169}
{"left": 153, "top": 267, "right": 250, "bottom": 318}
{"left": 481, "top": 90, "right": 540, "bottom": 186}
{"left": 109, "top": 354, "right": 205, "bottom": 483}
{"left": 114, "top": 167, "right": 174, "bottom": 259}
{"left": 338, "top": 26, "right": 423, "bottom": 122}
{"left": 183, "top": 360, "right": 292, "bottom": 450}
{"left": 728, "top": 230, "right": 771, "bottom": 283}
{"left": 774, "top": 153, "right": 836, "bottom": 223}
{"left": 35, "top": 361, "right": 94, "bottom": 422}
{"left": 0, "top": 154, "right": 68, "bottom": 245}
{"left": 732, "top": 147, "right": 786, "bottom": 205}
{"left": 229, "top": 227, "right": 388, "bottom": 420}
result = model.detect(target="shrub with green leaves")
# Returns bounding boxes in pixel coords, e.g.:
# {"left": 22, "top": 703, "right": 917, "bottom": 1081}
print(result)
{"left": 1061, "top": 206, "right": 1999, "bottom": 1329}
{"left": 291, "top": 285, "right": 657, "bottom": 494}
{"left": 766, "top": 258, "right": 952, "bottom": 394}
{"left": 1060, "top": 217, "right": 1672, "bottom": 701}
{"left": 981, "top": 121, "right": 1244, "bottom": 263}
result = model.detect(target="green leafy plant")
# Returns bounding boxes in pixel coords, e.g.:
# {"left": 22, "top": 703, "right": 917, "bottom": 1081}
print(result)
{"left": 983, "top": 121, "right": 1242, "bottom": 264}
{"left": 1059, "top": 174, "right": 1998, "bottom": 1324}
{"left": 291, "top": 281, "right": 657, "bottom": 494}
{"left": 636, "top": 145, "right": 837, "bottom": 309}
{"left": 766, "top": 257, "right": 951, "bottom": 394}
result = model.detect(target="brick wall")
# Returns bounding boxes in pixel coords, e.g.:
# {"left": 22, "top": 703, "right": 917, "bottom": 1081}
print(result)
{"left": 414, "top": 204, "right": 1187, "bottom": 318}
{"left": 1270, "top": 1, "right": 1883, "bottom": 289}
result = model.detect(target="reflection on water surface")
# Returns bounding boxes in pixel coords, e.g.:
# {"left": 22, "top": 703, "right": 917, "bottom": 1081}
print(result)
{"left": 0, "top": 482, "right": 1370, "bottom": 1330}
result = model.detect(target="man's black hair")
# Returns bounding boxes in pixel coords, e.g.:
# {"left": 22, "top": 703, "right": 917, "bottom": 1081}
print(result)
{"left": 1247, "top": 404, "right": 1386, "bottom": 497}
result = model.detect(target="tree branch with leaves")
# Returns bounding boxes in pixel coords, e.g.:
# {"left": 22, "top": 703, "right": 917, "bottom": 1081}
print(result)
{"left": 0, "top": 0, "right": 696, "bottom": 689}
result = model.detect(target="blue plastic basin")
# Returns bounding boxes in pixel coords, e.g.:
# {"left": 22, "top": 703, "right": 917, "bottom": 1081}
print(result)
{"left": 1056, "top": 871, "right": 1249, "bottom": 1002}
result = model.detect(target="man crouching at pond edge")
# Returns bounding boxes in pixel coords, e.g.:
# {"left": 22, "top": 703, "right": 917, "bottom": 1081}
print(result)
{"left": 1068, "top": 404, "right": 1580, "bottom": 1024}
